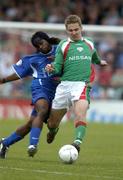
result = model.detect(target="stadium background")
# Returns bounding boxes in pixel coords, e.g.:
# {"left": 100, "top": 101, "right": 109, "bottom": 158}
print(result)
{"left": 0, "top": 0, "right": 123, "bottom": 122}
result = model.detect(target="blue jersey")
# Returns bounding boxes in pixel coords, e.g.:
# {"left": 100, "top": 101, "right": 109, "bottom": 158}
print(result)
{"left": 13, "top": 45, "right": 59, "bottom": 105}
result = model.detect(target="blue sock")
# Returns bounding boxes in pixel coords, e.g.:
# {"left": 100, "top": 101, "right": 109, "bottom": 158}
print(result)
{"left": 29, "top": 127, "right": 41, "bottom": 146}
{"left": 3, "top": 132, "right": 22, "bottom": 147}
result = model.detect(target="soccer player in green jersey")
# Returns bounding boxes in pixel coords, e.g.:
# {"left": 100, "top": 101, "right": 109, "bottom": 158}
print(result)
{"left": 45, "top": 14, "right": 107, "bottom": 153}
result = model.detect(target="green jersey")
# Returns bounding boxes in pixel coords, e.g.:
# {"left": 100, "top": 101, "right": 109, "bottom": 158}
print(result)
{"left": 53, "top": 37, "right": 101, "bottom": 83}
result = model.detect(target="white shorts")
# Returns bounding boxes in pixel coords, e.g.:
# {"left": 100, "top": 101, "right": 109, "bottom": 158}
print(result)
{"left": 52, "top": 81, "right": 88, "bottom": 109}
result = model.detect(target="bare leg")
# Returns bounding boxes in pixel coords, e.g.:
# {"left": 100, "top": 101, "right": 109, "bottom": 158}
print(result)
{"left": 47, "top": 108, "right": 66, "bottom": 143}
{"left": 16, "top": 115, "right": 34, "bottom": 137}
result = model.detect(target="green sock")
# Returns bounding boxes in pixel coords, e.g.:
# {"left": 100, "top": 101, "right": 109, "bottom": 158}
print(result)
{"left": 74, "top": 125, "right": 86, "bottom": 145}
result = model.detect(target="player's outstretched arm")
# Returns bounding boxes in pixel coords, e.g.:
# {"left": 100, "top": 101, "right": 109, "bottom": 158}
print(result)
{"left": 0, "top": 73, "right": 20, "bottom": 84}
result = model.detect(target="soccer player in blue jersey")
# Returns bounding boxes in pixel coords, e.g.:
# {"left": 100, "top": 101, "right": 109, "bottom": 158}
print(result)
{"left": 0, "top": 31, "right": 60, "bottom": 158}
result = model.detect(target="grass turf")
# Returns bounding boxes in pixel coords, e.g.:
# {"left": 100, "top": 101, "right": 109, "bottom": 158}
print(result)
{"left": 0, "top": 120, "right": 123, "bottom": 180}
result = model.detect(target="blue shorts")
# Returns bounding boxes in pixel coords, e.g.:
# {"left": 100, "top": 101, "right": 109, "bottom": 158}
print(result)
{"left": 30, "top": 79, "right": 58, "bottom": 122}
{"left": 31, "top": 78, "right": 58, "bottom": 105}
{"left": 31, "top": 85, "right": 56, "bottom": 105}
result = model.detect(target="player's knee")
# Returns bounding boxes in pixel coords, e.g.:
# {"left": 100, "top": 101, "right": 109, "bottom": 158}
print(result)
{"left": 38, "top": 109, "right": 48, "bottom": 122}
{"left": 47, "top": 118, "right": 59, "bottom": 128}
{"left": 75, "top": 113, "right": 87, "bottom": 121}
{"left": 74, "top": 120, "right": 87, "bottom": 127}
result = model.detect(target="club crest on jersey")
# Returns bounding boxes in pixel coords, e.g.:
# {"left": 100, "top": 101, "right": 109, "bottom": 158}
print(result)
{"left": 77, "top": 47, "right": 83, "bottom": 52}
{"left": 16, "top": 59, "right": 22, "bottom": 66}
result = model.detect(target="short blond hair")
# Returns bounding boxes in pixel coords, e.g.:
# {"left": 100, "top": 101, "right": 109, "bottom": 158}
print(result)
{"left": 65, "top": 15, "right": 82, "bottom": 28}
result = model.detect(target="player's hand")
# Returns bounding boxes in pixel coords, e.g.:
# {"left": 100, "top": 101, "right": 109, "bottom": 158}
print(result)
{"left": 45, "top": 64, "right": 54, "bottom": 73}
{"left": 100, "top": 60, "right": 108, "bottom": 66}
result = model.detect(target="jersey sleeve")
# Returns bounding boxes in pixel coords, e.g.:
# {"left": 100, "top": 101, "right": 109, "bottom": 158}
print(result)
{"left": 13, "top": 57, "right": 33, "bottom": 78}
{"left": 52, "top": 42, "right": 64, "bottom": 74}
{"left": 92, "top": 49, "right": 101, "bottom": 65}
{"left": 84, "top": 37, "right": 101, "bottom": 65}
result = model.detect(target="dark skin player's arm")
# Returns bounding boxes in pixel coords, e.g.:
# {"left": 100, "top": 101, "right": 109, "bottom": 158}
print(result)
{"left": 0, "top": 73, "right": 20, "bottom": 84}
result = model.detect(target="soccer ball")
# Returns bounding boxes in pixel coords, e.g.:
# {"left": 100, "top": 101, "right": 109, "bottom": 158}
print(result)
{"left": 58, "top": 144, "right": 78, "bottom": 164}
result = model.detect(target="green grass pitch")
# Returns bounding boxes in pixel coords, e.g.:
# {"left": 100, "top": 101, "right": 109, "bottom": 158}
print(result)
{"left": 0, "top": 120, "right": 123, "bottom": 180}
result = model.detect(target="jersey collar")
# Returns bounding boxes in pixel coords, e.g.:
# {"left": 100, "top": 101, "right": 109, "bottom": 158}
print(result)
{"left": 68, "top": 37, "right": 84, "bottom": 42}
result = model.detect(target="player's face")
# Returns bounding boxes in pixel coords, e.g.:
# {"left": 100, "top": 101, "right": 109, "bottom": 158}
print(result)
{"left": 39, "top": 39, "right": 51, "bottom": 54}
{"left": 66, "top": 23, "right": 82, "bottom": 41}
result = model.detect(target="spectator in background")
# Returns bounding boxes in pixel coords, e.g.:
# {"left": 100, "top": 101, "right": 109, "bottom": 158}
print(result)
{"left": 84, "top": 4, "right": 100, "bottom": 25}
{"left": 0, "top": 0, "right": 122, "bottom": 25}
{"left": 0, "top": 32, "right": 33, "bottom": 98}
{"left": 0, "top": 46, "right": 14, "bottom": 97}
{"left": 115, "top": 42, "right": 123, "bottom": 69}
{"left": 47, "top": 7, "right": 65, "bottom": 23}
{"left": 110, "top": 69, "right": 123, "bottom": 99}
{"left": 101, "top": 2, "right": 121, "bottom": 26}
{"left": 97, "top": 65, "right": 113, "bottom": 99}
{"left": 98, "top": 35, "right": 117, "bottom": 57}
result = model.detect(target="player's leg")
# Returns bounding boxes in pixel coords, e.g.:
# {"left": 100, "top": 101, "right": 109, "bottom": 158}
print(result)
{"left": 70, "top": 83, "right": 91, "bottom": 153}
{"left": 0, "top": 111, "right": 35, "bottom": 159}
{"left": 28, "top": 98, "right": 49, "bottom": 157}
{"left": 46, "top": 82, "right": 68, "bottom": 143}
{"left": 72, "top": 99, "right": 89, "bottom": 153}
{"left": 47, "top": 108, "right": 66, "bottom": 143}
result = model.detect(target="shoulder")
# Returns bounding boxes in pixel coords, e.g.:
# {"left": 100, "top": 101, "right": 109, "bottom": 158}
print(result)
{"left": 23, "top": 53, "right": 39, "bottom": 59}
{"left": 20, "top": 54, "right": 36, "bottom": 61}
{"left": 16, "top": 53, "right": 38, "bottom": 66}
{"left": 83, "top": 37, "right": 95, "bottom": 50}
{"left": 84, "top": 37, "right": 94, "bottom": 42}
{"left": 57, "top": 39, "right": 70, "bottom": 53}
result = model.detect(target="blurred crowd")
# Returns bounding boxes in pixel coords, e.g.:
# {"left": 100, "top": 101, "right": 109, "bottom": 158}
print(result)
{"left": 0, "top": 0, "right": 123, "bottom": 100}
{"left": 0, "top": 0, "right": 123, "bottom": 26}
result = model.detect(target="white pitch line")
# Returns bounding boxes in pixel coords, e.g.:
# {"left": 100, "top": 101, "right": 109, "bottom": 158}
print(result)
{"left": 0, "top": 166, "right": 122, "bottom": 180}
